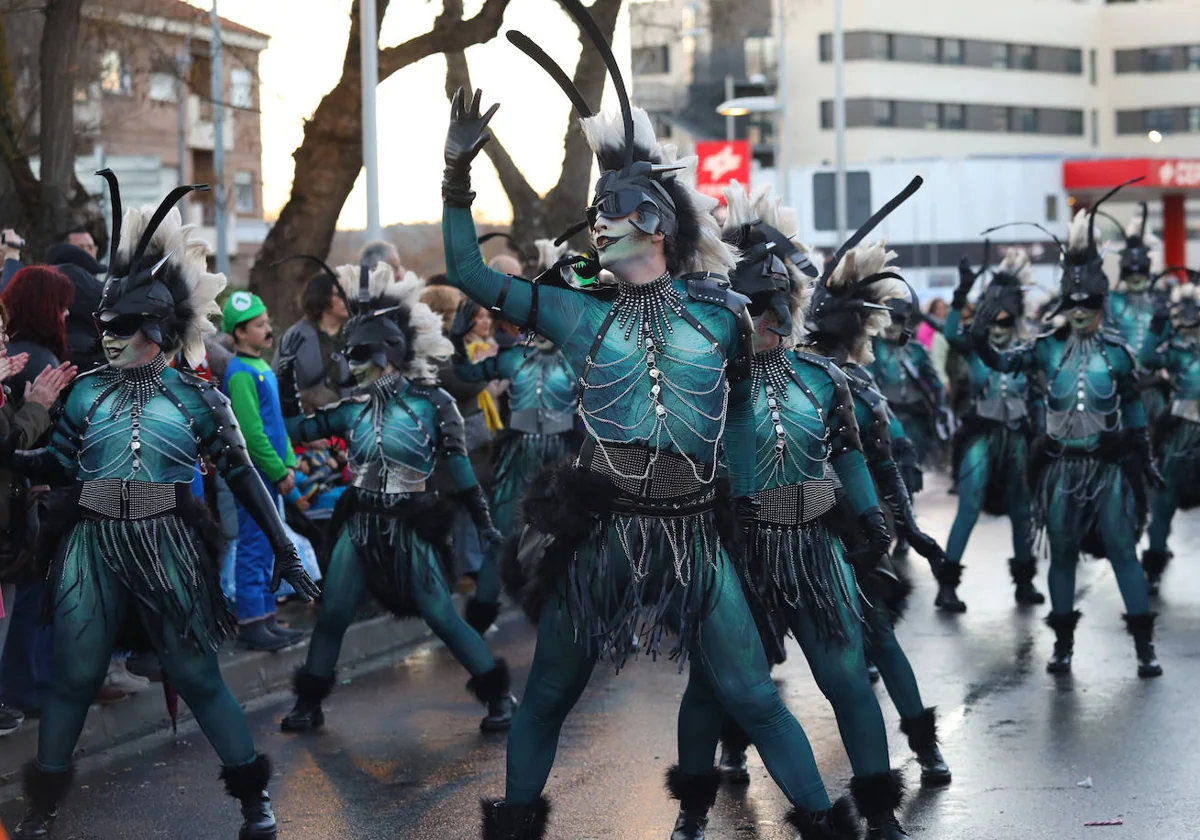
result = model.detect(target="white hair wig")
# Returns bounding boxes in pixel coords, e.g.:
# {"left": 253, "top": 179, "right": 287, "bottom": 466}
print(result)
{"left": 826, "top": 241, "right": 907, "bottom": 364}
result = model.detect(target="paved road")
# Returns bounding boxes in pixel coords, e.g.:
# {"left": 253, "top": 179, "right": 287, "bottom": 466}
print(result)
{"left": 3, "top": 474, "right": 1198, "bottom": 839}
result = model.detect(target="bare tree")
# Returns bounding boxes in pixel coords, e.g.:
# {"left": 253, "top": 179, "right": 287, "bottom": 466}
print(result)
{"left": 443, "top": 0, "right": 623, "bottom": 263}
{"left": 249, "top": 0, "right": 512, "bottom": 329}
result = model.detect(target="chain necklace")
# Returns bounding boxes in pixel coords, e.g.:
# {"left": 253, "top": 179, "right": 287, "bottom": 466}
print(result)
{"left": 614, "top": 272, "right": 682, "bottom": 347}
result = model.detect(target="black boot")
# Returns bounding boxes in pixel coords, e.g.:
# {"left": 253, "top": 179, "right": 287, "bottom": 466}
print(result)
{"left": 220, "top": 754, "right": 277, "bottom": 840}
{"left": 866, "top": 661, "right": 881, "bottom": 684}
{"left": 1142, "top": 549, "right": 1171, "bottom": 597}
{"left": 665, "top": 765, "right": 721, "bottom": 840}
{"left": 850, "top": 770, "right": 909, "bottom": 840}
{"left": 465, "top": 598, "right": 501, "bottom": 635}
{"left": 281, "top": 669, "right": 334, "bottom": 733}
{"left": 13, "top": 762, "right": 73, "bottom": 840}
{"left": 468, "top": 659, "right": 518, "bottom": 732}
{"left": 1046, "top": 610, "right": 1082, "bottom": 674}
{"left": 784, "top": 797, "right": 860, "bottom": 839}
{"left": 481, "top": 796, "right": 550, "bottom": 840}
{"left": 717, "top": 718, "right": 752, "bottom": 785}
{"left": 1123, "top": 613, "right": 1164, "bottom": 678}
{"left": 1009, "top": 559, "right": 1046, "bottom": 606}
{"left": 898, "top": 707, "right": 951, "bottom": 786}
{"left": 933, "top": 563, "right": 966, "bottom": 613}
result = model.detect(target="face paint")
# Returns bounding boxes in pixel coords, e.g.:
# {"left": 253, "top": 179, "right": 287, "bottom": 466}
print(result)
{"left": 883, "top": 322, "right": 905, "bottom": 342}
{"left": 1067, "top": 307, "right": 1101, "bottom": 334}
{"left": 1125, "top": 273, "right": 1151, "bottom": 292}
{"left": 349, "top": 358, "right": 384, "bottom": 387}
{"left": 752, "top": 312, "right": 783, "bottom": 353}
{"left": 988, "top": 323, "right": 1015, "bottom": 347}
{"left": 591, "top": 213, "right": 655, "bottom": 273}
{"left": 102, "top": 330, "right": 158, "bottom": 369}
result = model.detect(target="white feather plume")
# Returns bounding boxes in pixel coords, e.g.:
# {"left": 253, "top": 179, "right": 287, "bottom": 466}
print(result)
{"left": 533, "top": 238, "right": 568, "bottom": 273}
{"left": 995, "top": 247, "right": 1033, "bottom": 284}
{"left": 826, "top": 241, "right": 906, "bottom": 364}
{"left": 1171, "top": 282, "right": 1200, "bottom": 305}
{"left": 114, "top": 205, "right": 224, "bottom": 369}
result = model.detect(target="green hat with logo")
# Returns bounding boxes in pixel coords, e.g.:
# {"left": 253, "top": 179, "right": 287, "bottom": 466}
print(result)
{"left": 222, "top": 290, "right": 266, "bottom": 333}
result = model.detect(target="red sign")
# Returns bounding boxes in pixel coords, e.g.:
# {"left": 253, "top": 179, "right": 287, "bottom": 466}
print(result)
{"left": 694, "top": 140, "right": 752, "bottom": 204}
{"left": 1063, "top": 157, "right": 1200, "bottom": 192}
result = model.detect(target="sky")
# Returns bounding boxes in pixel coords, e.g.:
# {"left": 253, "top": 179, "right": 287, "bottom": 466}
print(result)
{"left": 198, "top": 0, "right": 631, "bottom": 229}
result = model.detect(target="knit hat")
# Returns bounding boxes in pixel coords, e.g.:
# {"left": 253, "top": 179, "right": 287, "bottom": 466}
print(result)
{"left": 221, "top": 291, "right": 266, "bottom": 333}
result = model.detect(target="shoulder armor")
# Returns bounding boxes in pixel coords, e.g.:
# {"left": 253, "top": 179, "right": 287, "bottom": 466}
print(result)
{"left": 683, "top": 273, "right": 753, "bottom": 383}
{"left": 791, "top": 350, "right": 849, "bottom": 387}
{"left": 790, "top": 350, "right": 862, "bottom": 458}
{"left": 409, "top": 382, "right": 467, "bottom": 457}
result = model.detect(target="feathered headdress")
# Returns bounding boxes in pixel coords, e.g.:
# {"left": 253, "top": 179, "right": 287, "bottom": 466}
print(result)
{"left": 533, "top": 238, "right": 569, "bottom": 274}
{"left": 723, "top": 181, "right": 818, "bottom": 344}
{"left": 979, "top": 248, "right": 1034, "bottom": 324}
{"left": 95, "top": 170, "right": 225, "bottom": 369}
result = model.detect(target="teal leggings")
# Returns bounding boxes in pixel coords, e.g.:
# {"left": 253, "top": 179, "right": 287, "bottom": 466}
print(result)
{"left": 505, "top": 546, "right": 833, "bottom": 812}
{"left": 38, "top": 545, "right": 256, "bottom": 772}
{"left": 304, "top": 531, "right": 496, "bottom": 678}
{"left": 945, "top": 431, "right": 1032, "bottom": 566}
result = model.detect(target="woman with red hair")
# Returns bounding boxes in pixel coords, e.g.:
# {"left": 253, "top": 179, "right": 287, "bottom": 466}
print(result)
{"left": 0, "top": 266, "right": 74, "bottom": 397}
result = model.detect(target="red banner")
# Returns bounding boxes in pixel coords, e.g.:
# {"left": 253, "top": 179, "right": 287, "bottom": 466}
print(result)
{"left": 1063, "top": 157, "right": 1200, "bottom": 191}
{"left": 694, "top": 140, "right": 752, "bottom": 204}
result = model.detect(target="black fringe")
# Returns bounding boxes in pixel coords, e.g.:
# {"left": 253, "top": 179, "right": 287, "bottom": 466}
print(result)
{"left": 1032, "top": 453, "right": 1142, "bottom": 561}
{"left": 954, "top": 420, "right": 1026, "bottom": 516}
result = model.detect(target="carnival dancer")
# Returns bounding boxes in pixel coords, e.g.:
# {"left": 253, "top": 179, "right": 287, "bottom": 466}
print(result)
{"left": 444, "top": 12, "right": 895, "bottom": 838}
{"left": 936, "top": 249, "right": 1044, "bottom": 612}
{"left": 1, "top": 174, "right": 319, "bottom": 840}
{"left": 972, "top": 189, "right": 1164, "bottom": 678}
{"left": 1103, "top": 203, "right": 1170, "bottom": 423}
{"left": 1139, "top": 269, "right": 1200, "bottom": 596}
{"left": 277, "top": 263, "right": 516, "bottom": 734}
{"left": 664, "top": 183, "right": 911, "bottom": 840}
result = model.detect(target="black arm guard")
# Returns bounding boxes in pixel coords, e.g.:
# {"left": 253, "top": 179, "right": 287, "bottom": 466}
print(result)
{"left": 417, "top": 385, "right": 468, "bottom": 458}
{"left": 891, "top": 435, "right": 923, "bottom": 495}
{"left": 225, "top": 466, "right": 295, "bottom": 556}
{"left": 276, "top": 357, "right": 302, "bottom": 420}
{"left": 826, "top": 369, "right": 863, "bottom": 458}
{"left": 1, "top": 441, "right": 73, "bottom": 485}
{"left": 875, "top": 459, "right": 946, "bottom": 577}
{"left": 454, "top": 484, "right": 499, "bottom": 537}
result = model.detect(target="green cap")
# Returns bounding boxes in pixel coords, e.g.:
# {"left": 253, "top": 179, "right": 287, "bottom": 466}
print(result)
{"left": 222, "top": 291, "right": 266, "bottom": 333}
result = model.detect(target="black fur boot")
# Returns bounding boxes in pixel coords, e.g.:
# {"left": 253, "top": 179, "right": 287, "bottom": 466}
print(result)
{"left": 1141, "top": 549, "right": 1171, "bottom": 597}
{"left": 465, "top": 597, "right": 501, "bottom": 635}
{"left": 1046, "top": 610, "right": 1082, "bottom": 674}
{"left": 898, "top": 707, "right": 951, "bottom": 786}
{"left": 717, "top": 718, "right": 752, "bottom": 785}
{"left": 481, "top": 796, "right": 550, "bottom": 840}
{"left": 220, "top": 754, "right": 277, "bottom": 840}
{"left": 665, "top": 765, "right": 722, "bottom": 840}
{"left": 281, "top": 669, "right": 334, "bottom": 733}
{"left": 1123, "top": 613, "right": 1164, "bottom": 678}
{"left": 933, "top": 563, "right": 966, "bottom": 613}
{"left": 13, "top": 762, "right": 74, "bottom": 840}
{"left": 850, "top": 770, "right": 909, "bottom": 839}
{"left": 784, "top": 797, "right": 859, "bottom": 839}
{"left": 467, "top": 659, "right": 518, "bottom": 732}
{"left": 1009, "top": 559, "right": 1045, "bottom": 606}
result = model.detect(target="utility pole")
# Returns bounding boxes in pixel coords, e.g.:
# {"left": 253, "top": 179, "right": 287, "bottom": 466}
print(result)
{"left": 211, "top": 0, "right": 229, "bottom": 276}
{"left": 833, "top": 0, "right": 848, "bottom": 242}
{"left": 176, "top": 35, "right": 192, "bottom": 220}
{"left": 774, "top": 0, "right": 790, "bottom": 206}
{"left": 361, "top": 0, "right": 382, "bottom": 242}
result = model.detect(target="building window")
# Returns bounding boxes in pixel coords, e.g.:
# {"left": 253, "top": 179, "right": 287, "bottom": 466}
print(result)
{"left": 1188, "top": 45, "right": 1200, "bottom": 70}
{"left": 100, "top": 50, "right": 130, "bottom": 95}
{"left": 1144, "top": 47, "right": 1174, "bottom": 72}
{"left": 1145, "top": 107, "right": 1175, "bottom": 133}
{"left": 942, "top": 103, "right": 964, "bottom": 130}
{"left": 920, "top": 102, "right": 939, "bottom": 129}
{"left": 992, "top": 43, "right": 1011, "bottom": 69}
{"left": 230, "top": 69, "right": 254, "bottom": 108}
{"left": 992, "top": 106, "right": 1010, "bottom": 132}
{"left": 1089, "top": 48, "right": 1097, "bottom": 84}
{"left": 918, "top": 37, "right": 939, "bottom": 64}
{"left": 1090, "top": 109, "right": 1099, "bottom": 146}
{"left": 1011, "top": 107, "right": 1037, "bottom": 133}
{"left": 148, "top": 72, "right": 177, "bottom": 103}
{"left": 1066, "top": 49, "right": 1083, "bottom": 74}
{"left": 1067, "top": 110, "right": 1085, "bottom": 136}
{"left": 1013, "top": 44, "right": 1035, "bottom": 71}
{"left": 942, "top": 38, "right": 963, "bottom": 65}
{"left": 234, "top": 171, "right": 255, "bottom": 214}
{"left": 820, "top": 100, "right": 833, "bottom": 129}
{"left": 1046, "top": 195, "right": 1059, "bottom": 223}
{"left": 819, "top": 33, "right": 832, "bottom": 62}
{"left": 632, "top": 45, "right": 670, "bottom": 75}
{"left": 872, "top": 99, "right": 894, "bottom": 127}
{"left": 1189, "top": 107, "right": 1200, "bottom": 133}
{"left": 745, "top": 35, "right": 777, "bottom": 79}
{"left": 866, "top": 32, "right": 892, "bottom": 60}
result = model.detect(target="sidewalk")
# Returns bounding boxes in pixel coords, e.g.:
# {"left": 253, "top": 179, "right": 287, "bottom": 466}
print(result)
{"left": 0, "top": 597, "right": 493, "bottom": 784}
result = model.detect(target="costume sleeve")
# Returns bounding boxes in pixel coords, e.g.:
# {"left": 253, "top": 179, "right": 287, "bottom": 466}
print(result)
{"left": 943, "top": 308, "right": 972, "bottom": 355}
{"left": 442, "top": 205, "right": 587, "bottom": 345}
{"left": 453, "top": 346, "right": 518, "bottom": 384}
{"left": 7, "top": 385, "right": 84, "bottom": 483}
{"left": 832, "top": 450, "right": 880, "bottom": 515}
{"left": 724, "top": 377, "right": 756, "bottom": 497}
{"left": 288, "top": 402, "right": 352, "bottom": 443}
{"left": 975, "top": 335, "right": 1037, "bottom": 373}
{"left": 432, "top": 393, "right": 479, "bottom": 491}
{"left": 915, "top": 344, "right": 946, "bottom": 401}
{"left": 1116, "top": 346, "right": 1147, "bottom": 430}
{"left": 226, "top": 371, "right": 288, "bottom": 483}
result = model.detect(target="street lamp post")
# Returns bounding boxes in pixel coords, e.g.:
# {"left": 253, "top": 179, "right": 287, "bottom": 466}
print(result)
{"left": 774, "top": 0, "right": 790, "bottom": 205}
{"left": 361, "top": 0, "right": 382, "bottom": 242}
{"left": 833, "top": 0, "right": 847, "bottom": 242}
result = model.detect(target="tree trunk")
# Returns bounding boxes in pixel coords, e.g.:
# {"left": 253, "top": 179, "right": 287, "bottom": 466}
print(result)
{"left": 249, "top": 0, "right": 511, "bottom": 331}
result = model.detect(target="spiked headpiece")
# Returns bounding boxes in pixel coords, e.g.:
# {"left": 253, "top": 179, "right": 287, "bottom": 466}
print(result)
{"left": 722, "top": 181, "right": 818, "bottom": 343}
{"left": 94, "top": 170, "right": 224, "bottom": 368}
{"left": 979, "top": 248, "right": 1033, "bottom": 325}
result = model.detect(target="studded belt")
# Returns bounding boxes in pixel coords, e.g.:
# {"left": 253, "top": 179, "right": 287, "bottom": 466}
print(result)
{"left": 752, "top": 474, "right": 843, "bottom": 527}
{"left": 76, "top": 479, "right": 191, "bottom": 521}
{"left": 577, "top": 438, "right": 716, "bottom": 513}
{"left": 508, "top": 407, "right": 576, "bottom": 437}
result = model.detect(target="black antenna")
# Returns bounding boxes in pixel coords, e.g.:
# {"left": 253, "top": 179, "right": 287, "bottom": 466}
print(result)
{"left": 478, "top": 232, "right": 516, "bottom": 247}
{"left": 979, "top": 222, "right": 1066, "bottom": 258}
{"left": 556, "top": 0, "right": 634, "bottom": 168}
{"left": 358, "top": 257, "right": 371, "bottom": 308}
{"left": 129, "top": 184, "right": 210, "bottom": 273}
{"left": 982, "top": 238, "right": 992, "bottom": 273}
{"left": 506, "top": 31, "right": 594, "bottom": 119}
{"left": 96, "top": 169, "right": 123, "bottom": 277}
{"left": 822, "top": 175, "right": 923, "bottom": 281}
{"left": 1155, "top": 266, "right": 1200, "bottom": 283}
{"left": 553, "top": 219, "right": 589, "bottom": 246}
{"left": 1088, "top": 175, "right": 1144, "bottom": 254}
{"left": 1139, "top": 201, "right": 1149, "bottom": 240}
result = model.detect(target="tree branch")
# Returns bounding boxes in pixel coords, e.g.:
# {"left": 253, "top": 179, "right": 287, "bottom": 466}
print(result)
{"left": 378, "top": 0, "right": 510, "bottom": 81}
{"left": 0, "top": 9, "right": 39, "bottom": 219}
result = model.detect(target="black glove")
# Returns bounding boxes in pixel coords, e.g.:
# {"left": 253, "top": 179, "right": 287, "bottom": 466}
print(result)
{"left": 954, "top": 256, "right": 983, "bottom": 309}
{"left": 732, "top": 495, "right": 760, "bottom": 559}
{"left": 0, "top": 435, "right": 71, "bottom": 485}
{"left": 442, "top": 87, "right": 500, "bottom": 208}
{"left": 876, "top": 460, "right": 946, "bottom": 578}
{"left": 276, "top": 356, "right": 302, "bottom": 420}
{"left": 1130, "top": 427, "right": 1165, "bottom": 490}
{"left": 226, "top": 468, "right": 321, "bottom": 600}
{"left": 891, "top": 437, "right": 923, "bottom": 495}
{"left": 969, "top": 297, "right": 1001, "bottom": 344}
{"left": 844, "top": 507, "right": 902, "bottom": 601}
{"left": 455, "top": 485, "right": 503, "bottom": 550}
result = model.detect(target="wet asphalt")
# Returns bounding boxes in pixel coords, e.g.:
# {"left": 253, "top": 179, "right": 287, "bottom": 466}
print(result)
{"left": 1, "top": 473, "right": 1197, "bottom": 840}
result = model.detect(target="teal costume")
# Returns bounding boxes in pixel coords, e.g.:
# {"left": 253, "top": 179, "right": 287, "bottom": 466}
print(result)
{"left": 1109, "top": 288, "right": 1171, "bottom": 422}
{"left": 868, "top": 336, "right": 945, "bottom": 467}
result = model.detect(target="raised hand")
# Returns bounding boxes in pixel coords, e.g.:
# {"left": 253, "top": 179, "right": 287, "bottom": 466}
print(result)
{"left": 443, "top": 87, "right": 500, "bottom": 207}
{"left": 0, "top": 350, "right": 29, "bottom": 385}
{"left": 954, "top": 256, "right": 983, "bottom": 308}
{"left": 24, "top": 362, "right": 75, "bottom": 408}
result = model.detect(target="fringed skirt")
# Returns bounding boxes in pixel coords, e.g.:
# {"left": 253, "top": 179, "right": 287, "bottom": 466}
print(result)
{"left": 329, "top": 488, "right": 455, "bottom": 618}
{"left": 1031, "top": 449, "right": 1142, "bottom": 561}
{"left": 953, "top": 420, "right": 1027, "bottom": 516}
{"left": 43, "top": 488, "right": 231, "bottom": 653}
{"left": 491, "top": 430, "right": 578, "bottom": 535}
{"left": 1156, "top": 416, "right": 1200, "bottom": 510}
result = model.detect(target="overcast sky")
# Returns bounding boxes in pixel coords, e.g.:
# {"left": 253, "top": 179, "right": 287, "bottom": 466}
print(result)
{"left": 198, "top": 0, "right": 630, "bottom": 229}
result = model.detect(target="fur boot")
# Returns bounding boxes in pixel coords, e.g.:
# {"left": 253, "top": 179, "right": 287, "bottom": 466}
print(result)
{"left": 665, "top": 765, "right": 722, "bottom": 840}
{"left": 13, "top": 762, "right": 74, "bottom": 840}
{"left": 481, "top": 796, "right": 550, "bottom": 840}
{"left": 220, "top": 754, "right": 277, "bottom": 840}
{"left": 467, "top": 659, "right": 518, "bottom": 732}
{"left": 850, "top": 770, "right": 909, "bottom": 839}
{"left": 1123, "top": 612, "right": 1163, "bottom": 678}
{"left": 898, "top": 707, "right": 951, "bottom": 785}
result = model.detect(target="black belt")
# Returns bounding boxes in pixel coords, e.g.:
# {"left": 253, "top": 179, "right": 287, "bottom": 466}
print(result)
{"left": 577, "top": 438, "right": 716, "bottom": 514}
{"left": 752, "top": 478, "right": 842, "bottom": 527}
{"left": 76, "top": 479, "right": 191, "bottom": 521}
{"left": 509, "top": 407, "right": 576, "bottom": 436}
